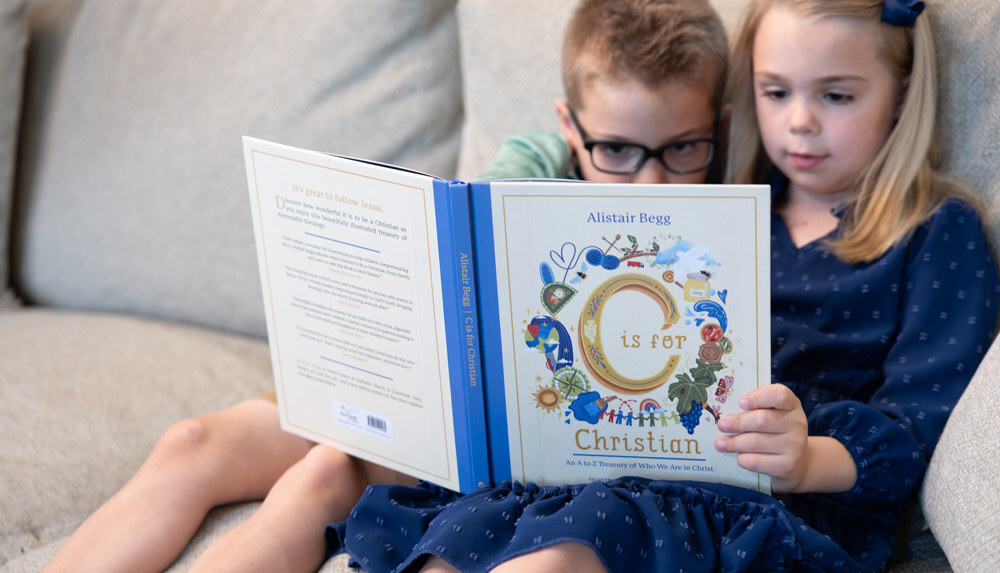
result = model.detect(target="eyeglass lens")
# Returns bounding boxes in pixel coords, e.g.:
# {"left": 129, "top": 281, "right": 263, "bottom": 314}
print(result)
{"left": 589, "top": 140, "right": 713, "bottom": 175}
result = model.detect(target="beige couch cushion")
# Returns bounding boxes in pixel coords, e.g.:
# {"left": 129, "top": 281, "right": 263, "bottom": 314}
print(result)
{"left": 12, "top": 0, "right": 461, "bottom": 338}
{"left": 0, "top": 0, "right": 26, "bottom": 309}
{"left": 0, "top": 308, "right": 275, "bottom": 565}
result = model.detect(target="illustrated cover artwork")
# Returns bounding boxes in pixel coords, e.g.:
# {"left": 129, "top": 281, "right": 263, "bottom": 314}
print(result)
{"left": 472, "top": 184, "right": 771, "bottom": 493}
{"left": 243, "top": 137, "right": 770, "bottom": 494}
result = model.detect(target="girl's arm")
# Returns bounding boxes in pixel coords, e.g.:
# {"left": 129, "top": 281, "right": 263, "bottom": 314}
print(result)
{"left": 714, "top": 384, "right": 857, "bottom": 493}
{"left": 726, "top": 200, "right": 998, "bottom": 501}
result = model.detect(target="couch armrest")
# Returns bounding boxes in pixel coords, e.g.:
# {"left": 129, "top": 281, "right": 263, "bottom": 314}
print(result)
{"left": 921, "top": 337, "right": 1000, "bottom": 570}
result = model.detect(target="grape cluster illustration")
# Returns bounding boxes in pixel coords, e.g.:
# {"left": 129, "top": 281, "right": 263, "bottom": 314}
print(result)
{"left": 669, "top": 358, "right": 724, "bottom": 433}
{"left": 680, "top": 401, "right": 702, "bottom": 434}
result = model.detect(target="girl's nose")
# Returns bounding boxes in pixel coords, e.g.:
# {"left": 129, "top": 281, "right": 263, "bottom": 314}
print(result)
{"left": 788, "top": 98, "right": 819, "bottom": 135}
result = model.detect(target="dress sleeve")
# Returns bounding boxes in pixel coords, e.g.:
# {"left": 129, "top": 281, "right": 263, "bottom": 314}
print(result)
{"left": 809, "top": 199, "right": 1000, "bottom": 506}
{"left": 475, "top": 131, "right": 572, "bottom": 180}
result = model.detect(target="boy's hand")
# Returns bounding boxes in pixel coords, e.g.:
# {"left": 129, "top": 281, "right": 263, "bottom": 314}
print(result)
{"left": 713, "top": 385, "right": 856, "bottom": 494}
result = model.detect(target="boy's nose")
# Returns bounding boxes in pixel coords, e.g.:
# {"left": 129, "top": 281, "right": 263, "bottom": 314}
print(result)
{"left": 631, "top": 158, "right": 672, "bottom": 184}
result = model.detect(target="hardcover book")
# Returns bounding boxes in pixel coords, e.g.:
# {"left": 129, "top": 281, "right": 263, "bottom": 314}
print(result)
{"left": 243, "top": 137, "right": 771, "bottom": 494}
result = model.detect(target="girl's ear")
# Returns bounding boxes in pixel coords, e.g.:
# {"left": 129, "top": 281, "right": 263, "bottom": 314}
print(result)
{"left": 895, "top": 75, "right": 911, "bottom": 121}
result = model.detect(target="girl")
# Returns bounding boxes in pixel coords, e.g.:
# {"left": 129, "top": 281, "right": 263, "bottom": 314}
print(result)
{"left": 327, "top": 1, "right": 1000, "bottom": 571}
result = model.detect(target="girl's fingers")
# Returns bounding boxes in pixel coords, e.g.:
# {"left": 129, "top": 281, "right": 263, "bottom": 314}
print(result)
{"left": 717, "top": 407, "right": 785, "bottom": 433}
{"left": 734, "top": 451, "right": 799, "bottom": 480}
{"left": 738, "top": 384, "right": 799, "bottom": 411}
{"left": 715, "top": 430, "right": 785, "bottom": 455}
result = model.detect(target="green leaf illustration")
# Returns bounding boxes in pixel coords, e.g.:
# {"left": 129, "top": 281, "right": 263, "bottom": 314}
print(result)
{"left": 668, "top": 359, "right": 722, "bottom": 415}
{"left": 690, "top": 358, "right": 724, "bottom": 385}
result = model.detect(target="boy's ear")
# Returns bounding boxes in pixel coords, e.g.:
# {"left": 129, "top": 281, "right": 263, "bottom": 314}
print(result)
{"left": 554, "top": 99, "right": 577, "bottom": 141}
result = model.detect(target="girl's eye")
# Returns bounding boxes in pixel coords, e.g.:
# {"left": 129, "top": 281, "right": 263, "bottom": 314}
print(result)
{"left": 824, "top": 91, "right": 853, "bottom": 104}
{"left": 759, "top": 87, "right": 788, "bottom": 101}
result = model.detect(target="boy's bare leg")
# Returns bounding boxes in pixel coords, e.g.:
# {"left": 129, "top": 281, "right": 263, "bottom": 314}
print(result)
{"left": 420, "top": 542, "right": 606, "bottom": 573}
{"left": 190, "top": 446, "right": 418, "bottom": 573}
{"left": 490, "top": 543, "right": 607, "bottom": 573}
{"left": 44, "top": 398, "right": 312, "bottom": 573}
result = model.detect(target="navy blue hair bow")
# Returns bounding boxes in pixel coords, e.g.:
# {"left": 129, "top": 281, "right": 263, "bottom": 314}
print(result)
{"left": 882, "top": 0, "right": 925, "bottom": 28}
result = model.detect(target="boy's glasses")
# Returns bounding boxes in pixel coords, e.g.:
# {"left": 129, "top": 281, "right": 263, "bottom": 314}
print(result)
{"left": 568, "top": 108, "right": 716, "bottom": 176}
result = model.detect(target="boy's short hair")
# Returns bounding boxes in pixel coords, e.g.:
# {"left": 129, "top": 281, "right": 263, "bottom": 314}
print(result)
{"left": 562, "top": 0, "right": 728, "bottom": 111}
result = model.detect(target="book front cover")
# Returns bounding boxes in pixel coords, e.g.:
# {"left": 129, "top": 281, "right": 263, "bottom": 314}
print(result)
{"left": 482, "top": 182, "right": 771, "bottom": 492}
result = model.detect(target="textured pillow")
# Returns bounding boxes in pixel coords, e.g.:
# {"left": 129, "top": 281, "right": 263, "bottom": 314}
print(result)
{"left": 13, "top": 0, "right": 461, "bottom": 338}
{"left": 454, "top": 0, "right": 748, "bottom": 181}
{"left": 455, "top": 0, "right": 575, "bottom": 180}
{"left": 929, "top": 1, "right": 1000, "bottom": 245}
{"left": 0, "top": 0, "right": 26, "bottom": 309}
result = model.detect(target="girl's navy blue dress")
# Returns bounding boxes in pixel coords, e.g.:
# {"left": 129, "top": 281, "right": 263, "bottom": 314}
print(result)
{"left": 327, "top": 194, "right": 1000, "bottom": 572}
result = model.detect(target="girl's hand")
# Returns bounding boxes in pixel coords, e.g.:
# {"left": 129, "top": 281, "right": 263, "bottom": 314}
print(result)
{"left": 713, "top": 385, "right": 856, "bottom": 494}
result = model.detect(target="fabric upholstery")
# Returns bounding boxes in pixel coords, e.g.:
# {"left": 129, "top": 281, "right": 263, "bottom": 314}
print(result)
{"left": 455, "top": 0, "right": 574, "bottom": 181}
{"left": 0, "top": 308, "right": 273, "bottom": 564}
{"left": 0, "top": 0, "right": 26, "bottom": 309}
{"left": 12, "top": 0, "right": 461, "bottom": 338}
{"left": 928, "top": 1, "right": 1000, "bottom": 245}
{"left": 922, "top": 337, "right": 1000, "bottom": 571}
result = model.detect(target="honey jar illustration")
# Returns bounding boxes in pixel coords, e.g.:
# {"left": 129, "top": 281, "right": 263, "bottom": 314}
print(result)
{"left": 683, "top": 271, "right": 711, "bottom": 302}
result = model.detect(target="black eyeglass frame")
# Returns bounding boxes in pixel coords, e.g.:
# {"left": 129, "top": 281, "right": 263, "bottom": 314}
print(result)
{"left": 568, "top": 107, "right": 718, "bottom": 176}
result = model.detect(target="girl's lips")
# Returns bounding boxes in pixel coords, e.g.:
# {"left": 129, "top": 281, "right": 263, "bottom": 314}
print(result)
{"left": 789, "top": 153, "right": 826, "bottom": 169}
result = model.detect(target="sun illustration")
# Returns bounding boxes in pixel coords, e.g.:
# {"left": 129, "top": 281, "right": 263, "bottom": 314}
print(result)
{"left": 532, "top": 385, "right": 563, "bottom": 413}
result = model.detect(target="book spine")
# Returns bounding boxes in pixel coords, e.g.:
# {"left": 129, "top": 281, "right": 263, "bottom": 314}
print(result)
{"left": 468, "top": 182, "right": 511, "bottom": 484}
{"left": 434, "top": 179, "right": 490, "bottom": 493}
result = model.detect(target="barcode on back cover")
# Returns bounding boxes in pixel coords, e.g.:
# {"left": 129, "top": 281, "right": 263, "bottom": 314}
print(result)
{"left": 332, "top": 399, "right": 393, "bottom": 441}
{"left": 367, "top": 415, "right": 388, "bottom": 432}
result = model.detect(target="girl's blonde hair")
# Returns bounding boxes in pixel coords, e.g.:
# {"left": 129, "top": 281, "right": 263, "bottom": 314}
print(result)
{"left": 725, "top": 0, "right": 975, "bottom": 263}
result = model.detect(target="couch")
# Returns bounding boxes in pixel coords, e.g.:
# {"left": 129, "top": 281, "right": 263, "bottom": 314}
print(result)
{"left": 1, "top": 0, "right": 997, "bottom": 571}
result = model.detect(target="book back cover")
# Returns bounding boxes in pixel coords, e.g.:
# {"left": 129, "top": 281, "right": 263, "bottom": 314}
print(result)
{"left": 244, "top": 137, "right": 488, "bottom": 492}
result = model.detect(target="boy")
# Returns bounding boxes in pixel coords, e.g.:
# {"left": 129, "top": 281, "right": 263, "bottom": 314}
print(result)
{"left": 478, "top": 0, "right": 727, "bottom": 186}
{"left": 45, "top": 1, "right": 729, "bottom": 571}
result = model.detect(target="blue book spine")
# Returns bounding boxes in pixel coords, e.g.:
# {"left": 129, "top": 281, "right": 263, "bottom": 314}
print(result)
{"left": 468, "top": 182, "right": 511, "bottom": 484}
{"left": 433, "top": 179, "right": 490, "bottom": 493}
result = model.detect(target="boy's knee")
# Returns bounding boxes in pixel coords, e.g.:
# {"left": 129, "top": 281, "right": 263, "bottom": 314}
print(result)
{"left": 152, "top": 418, "right": 215, "bottom": 461}
{"left": 296, "top": 445, "right": 365, "bottom": 497}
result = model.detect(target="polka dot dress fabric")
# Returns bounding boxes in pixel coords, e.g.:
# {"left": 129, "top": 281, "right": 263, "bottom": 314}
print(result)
{"left": 327, "top": 193, "right": 999, "bottom": 572}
